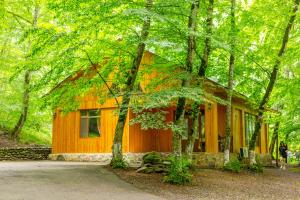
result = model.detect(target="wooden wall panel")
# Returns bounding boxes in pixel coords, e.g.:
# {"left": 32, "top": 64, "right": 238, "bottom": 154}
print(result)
{"left": 205, "top": 102, "right": 218, "bottom": 153}
{"left": 129, "top": 111, "right": 157, "bottom": 152}
{"left": 156, "top": 109, "right": 173, "bottom": 152}
{"left": 52, "top": 99, "right": 130, "bottom": 153}
{"left": 217, "top": 105, "right": 226, "bottom": 138}
{"left": 260, "top": 123, "right": 268, "bottom": 154}
{"left": 129, "top": 109, "right": 173, "bottom": 153}
{"left": 232, "top": 108, "right": 243, "bottom": 153}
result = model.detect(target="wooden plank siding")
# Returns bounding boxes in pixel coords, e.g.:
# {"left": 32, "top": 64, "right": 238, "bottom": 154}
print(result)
{"left": 205, "top": 102, "right": 219, "bottom": 153}
{"left": 232, "top": 108, "right": 243, "bottom": 153}
{"left": 52, "top": 95, "right": 130, "bottom": 153}
{"left": 128, "top": 109, "right": 173, "bottom": 153}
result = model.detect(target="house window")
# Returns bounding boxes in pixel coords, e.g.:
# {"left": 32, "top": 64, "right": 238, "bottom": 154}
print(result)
{"left": 80, "top": 109, "right": 101, "bottom": 138}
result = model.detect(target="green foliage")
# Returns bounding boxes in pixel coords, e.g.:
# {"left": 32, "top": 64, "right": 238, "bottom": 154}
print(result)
{"left": 110, "top": 158, "right": 128, "bottom": 169}
{"left": 164, "top": 155, "right": 192, "bottom": 185}
{"left": 19, "top": 128, "right": 51, "bottom": 145}
{"left": 0, "top": 0, "right": 299, "bottom": 155}
{"left": 248, "top": 163, "right": 264, "bottom": 173}
{"left": 248, "top": 155, "right": 264, "bottom": 173}
{"left": 223, "top": 158, "right": 242, "bottom": 173}
{"left": 142, "top": 152, "right": 163, "bottom": 165}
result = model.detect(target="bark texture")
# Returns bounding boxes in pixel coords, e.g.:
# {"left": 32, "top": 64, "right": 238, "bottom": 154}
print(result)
{"left": 185, "top": 0, "right": 214, "bottom": 159}
{"left": 10, "top": 6, "right": 39, "bottom": 140}
{"left": 224, "top": 0, "right": 236, "bottom": 165}
{"left": 249, "top": 0, "right": 299, "bottom": 165}
{"left": 173, "top": 0, "right": 199, "bottom": 158}
{"left": 111, "top": 0, "right": 153, "bottom": 162}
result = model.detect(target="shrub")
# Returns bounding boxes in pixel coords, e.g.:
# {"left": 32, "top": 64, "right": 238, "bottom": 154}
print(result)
{"left": 249, "top": 163, "right": 264, "bottom": 173}
{"left": 248, "top": 155, "right": 264, "bottom": 173}
{"left": 110, "top": 157, "right": 128, "bottom": 169}
{"left": 143, "top": 151, "right": 163, "bottom": 164}
{"left": 223, "top": 158, "right": 242, "bottom": 173}
{"left": 163, "top": 155, "right": 192, "bottom": 185}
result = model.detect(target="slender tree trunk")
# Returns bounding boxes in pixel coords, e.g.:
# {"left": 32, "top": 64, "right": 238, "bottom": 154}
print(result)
{"left": 269, "top": 122, "right": 280, "bottom": 159}
{"left": 249, "top": 0, "right": 299, "bottom": 165}
{"left": 111, "top": 0, "right": 153, "bottom": 163}
{"left": 185, "top": 0, "right": 214, "bottom": 159}
{"left": 173, "top": 0, "right": 199, "bottom": 158}
{"left": 224, "top": 0, "right": 236, "bottom": 165}
{"left": 10, "top": 6, "right": 39, "bottom": 140}
{"left": 276, "top": 132, "right": 279, "bottom": 167}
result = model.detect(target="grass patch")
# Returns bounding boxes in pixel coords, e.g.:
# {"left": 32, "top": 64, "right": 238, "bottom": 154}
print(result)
{"left": 19, "top": 129, "right": 51, "bottom": 145}
{"left": 223, "top": 158, "right": 242, "bottom": 173}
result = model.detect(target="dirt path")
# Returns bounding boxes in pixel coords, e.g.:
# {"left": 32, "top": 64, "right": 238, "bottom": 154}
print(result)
{"left": 0, "top": 161, "right": 163, "bottom": 200}
{"left": 112, "top": 167, "right": 300, "bottom": 200}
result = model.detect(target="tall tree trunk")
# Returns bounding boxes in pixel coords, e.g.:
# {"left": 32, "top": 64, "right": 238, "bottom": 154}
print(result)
{"left": 224, "top": 0, "right": 236, "bottom": 165}
{"left": 10, "top": 5, "right": 39, "bottom": 140}
{"left": 275, "top": 131, "right": 279, "bottom": 167}
{"left": 111, "top": 0, "right": 153, "bottom": 163}
{"left": 269, "top": 122, "right": 280, "bottom": 159}
{"left": 249, "top": 0, "right": 299, "bottom": 165}
{"left": 186, "top": 0, "right": 214, "bottom": 159}
{"left": 173, "top": 0, "right": 200, "bottom": 158}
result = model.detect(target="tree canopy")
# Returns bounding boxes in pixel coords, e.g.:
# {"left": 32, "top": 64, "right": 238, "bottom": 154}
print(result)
{"left": 0, "top": 0, "right": 299, "bottom": 152}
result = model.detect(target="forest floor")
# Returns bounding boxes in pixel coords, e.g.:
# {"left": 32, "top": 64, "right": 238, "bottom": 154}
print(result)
{"left": 111, "top": 166, "right": 300, "bottom": 200}
{"left": 0, "top": 130, "right": 47, "bottom": 147}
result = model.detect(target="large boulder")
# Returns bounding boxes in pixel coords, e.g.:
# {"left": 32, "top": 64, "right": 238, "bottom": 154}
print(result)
{"left": 142, "top": 151, "right": 163, "bottom": 165}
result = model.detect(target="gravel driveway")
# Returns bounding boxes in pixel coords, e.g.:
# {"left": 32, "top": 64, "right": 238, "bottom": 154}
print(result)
{"left": 0, "top": 161, "right": 163, "bottom": 200}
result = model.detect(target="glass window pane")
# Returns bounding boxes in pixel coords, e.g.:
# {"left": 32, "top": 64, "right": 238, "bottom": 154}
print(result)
{"left": 88, "top": 117, "right": 100, "bottom": 138}
{"left": 80, "top": 110, "right": 87, "bottom": 117}
{"left": 88, "top": 109, "right": 99, "bottom": 117}
{"left": 80, "top": 118, "right": 88, "bottom": 138}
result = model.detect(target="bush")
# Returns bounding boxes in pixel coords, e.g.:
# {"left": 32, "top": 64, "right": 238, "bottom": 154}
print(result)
{"left": 248, "top": 155, "right": 264, "bottom": 173}
{"left": 163, "top": 155, "right": 192, "bottom": 185}
{"left": 249, "top": 163, "right": 264, "bottom": 173}
{"left": 223, "top": 158, "right": 242, "bottom": 173}
{"left": 143, "top": 152, "right": 163, "bottom": 164}
{"left": 110, "top": 157, "right": 128, "bottom": 169}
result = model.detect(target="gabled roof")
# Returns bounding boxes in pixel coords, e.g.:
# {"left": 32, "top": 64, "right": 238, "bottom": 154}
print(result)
{"left": 46, "top": 51, "right": 276, "bottom": 113}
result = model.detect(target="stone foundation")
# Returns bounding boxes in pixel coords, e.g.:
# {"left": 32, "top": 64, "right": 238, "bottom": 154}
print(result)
{"left": 0, "top": 147, "right": 51, "bottom": 161}
{"left": 192, "top": 152, "right": 272, "bottom": 168}
{"left": 49, "top": 152, "right": 272, "bottom": 168}
{"left": 49, "top": 153, "right": 146, "bottom": 167}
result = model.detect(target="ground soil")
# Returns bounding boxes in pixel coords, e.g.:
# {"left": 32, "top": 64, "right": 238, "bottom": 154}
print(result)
{"left": 110, "top": 167, "right": 300, "bottom": 200}
{"left": 0, "top": 130, "right": 31, "bottom": 148}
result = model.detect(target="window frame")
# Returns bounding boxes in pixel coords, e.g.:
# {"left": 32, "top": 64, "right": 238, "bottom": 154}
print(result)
{"left": 79, "top": 109, "right": 101, "bottom": 139}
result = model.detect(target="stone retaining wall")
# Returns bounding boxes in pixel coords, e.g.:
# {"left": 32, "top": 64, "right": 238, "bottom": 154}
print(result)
{"left": 0, "top": 147, "right": 51, "bottom": 161}
{"left": 49, "top": 152, "right": 272, "bottom": 168}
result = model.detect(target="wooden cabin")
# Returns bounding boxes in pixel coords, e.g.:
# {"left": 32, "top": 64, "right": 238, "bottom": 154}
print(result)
{"left": 51, "top": 52, "right": 269, "bottom": 159}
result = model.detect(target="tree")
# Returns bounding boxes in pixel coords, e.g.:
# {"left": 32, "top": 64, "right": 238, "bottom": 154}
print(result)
{"left": 224, "top": 0, "right": 236, "bottom": 165}
{"left": 269, "top": 121, "right": 280, "bottom": 159}
{"left": 248, "top": 0, "right": 300, "bottom": 165}
{"left": 10, "top": 5, "right": 40, "bottom": 140}
{"left": 185, "top": 0, "right": 214, "bottom": 159}
{"left": 172, "top": 0, "right": 200, "bottom": 158}
{"left": 111, "top": 0, "right": 154, "bottom": 165}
